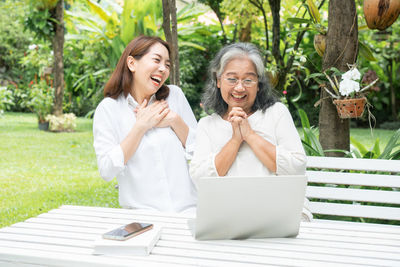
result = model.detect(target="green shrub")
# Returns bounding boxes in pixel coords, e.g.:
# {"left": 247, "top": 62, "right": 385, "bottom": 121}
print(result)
{"left": 0, "top": 86, "right": 14, "bottom": 115}
{"left": 350, "top": 128, "right": 400, "bottom": 159}
{"left": 0, "top": 0, "right": 34, "bottom": 85}
{"left": 28, "top": 80, "right": 54, "bottom": 123}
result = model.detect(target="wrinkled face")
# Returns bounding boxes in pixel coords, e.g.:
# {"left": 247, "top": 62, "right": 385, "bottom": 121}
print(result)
{"left": 128, "top": 42, "right": 170, "bottom": 101}
{"left": 217, "top": 57, "right": 258, "bottom": 114}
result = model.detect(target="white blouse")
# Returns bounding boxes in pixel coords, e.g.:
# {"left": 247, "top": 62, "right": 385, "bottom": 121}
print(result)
{"left": 190, "top": 102, "right": 307, "bottom": 182}
{"left": 189, "top": 102, "right": 312, "bottom": 220}
{"left": 93, "top": 85, "right": 197, "bottom": 212}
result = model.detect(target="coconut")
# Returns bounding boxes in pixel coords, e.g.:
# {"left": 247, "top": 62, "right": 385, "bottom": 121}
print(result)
{"left": 364, "top": 0, "right": 400, "bottom": 30}
{"left": 313, "top": 34, "right": 326, "bottom": 57}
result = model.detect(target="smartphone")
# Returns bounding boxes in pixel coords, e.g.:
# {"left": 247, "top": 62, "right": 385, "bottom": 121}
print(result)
{"left": 102, "top": 222, "right": 153, "bottom": 241}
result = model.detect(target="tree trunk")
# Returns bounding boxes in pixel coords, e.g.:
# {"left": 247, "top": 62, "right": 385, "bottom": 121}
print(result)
{"left": 52, "top": 0, "right": 64, "bottom": 116}
{"left": 248, "top": 0, "right": 269, "bottom": 59}
{"left": 268, "top": 0, "right": 282, "bottom": 66}
{"left": 162, "top": 0, "right": 179, "bottom": 86}
{"left": 319, "top": 0, "right": 358, "bottom": 156}
{"left": 170, "top": 0, "right": 179, "bottom": 86}
{"left": 238, "top": 19, "right": 252, "bottom": 42}
{"left": 388, "top": 41, "right": 397, "bottom": 120}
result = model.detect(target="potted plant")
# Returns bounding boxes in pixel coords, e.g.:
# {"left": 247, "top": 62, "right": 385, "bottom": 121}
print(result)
{"left": 28, "top": 80, "right": 54, "bottom": 130}
{"left": 310, "top": 65, "right": 379, "bottom": 119}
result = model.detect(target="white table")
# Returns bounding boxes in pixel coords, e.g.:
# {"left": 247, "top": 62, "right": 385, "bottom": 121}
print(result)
{"left": 0, "top": 205, "right": 399, "bottom": 266}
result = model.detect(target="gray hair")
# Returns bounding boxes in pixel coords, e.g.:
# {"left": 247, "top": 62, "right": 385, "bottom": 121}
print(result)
{"left": 201, "top": 42, "right": 278, "bottom": 116}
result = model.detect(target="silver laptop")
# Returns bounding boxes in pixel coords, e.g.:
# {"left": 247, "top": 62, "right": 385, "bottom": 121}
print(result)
{"left": 191, "top": 175, "right": 307, "bottom": 240}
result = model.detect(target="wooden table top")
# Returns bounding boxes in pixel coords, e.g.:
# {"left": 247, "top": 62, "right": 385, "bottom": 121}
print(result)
{"left": 0, "top": 205, "right": 399, "bottom": 266}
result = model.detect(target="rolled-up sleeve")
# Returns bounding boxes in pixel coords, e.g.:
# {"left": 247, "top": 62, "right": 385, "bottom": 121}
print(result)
{"left": 189, "top": 119, "right": 219, "bottom": 187}
{"left": 274, "top": 104, "right": 307, "bottom": 175}
{"left": 93, "top": 102, "right": 125, "bottom": 181}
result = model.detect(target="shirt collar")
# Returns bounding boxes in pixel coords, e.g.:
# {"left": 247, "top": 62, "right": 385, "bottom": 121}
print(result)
{"left": 126, "top": 93, "right": 156, "bottom": 110}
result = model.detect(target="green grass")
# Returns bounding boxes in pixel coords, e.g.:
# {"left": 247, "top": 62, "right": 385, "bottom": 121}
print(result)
{"left": 350, "top": 128, "right": 396, "bottom": 150}
{"left": 298, "top": 127, "right": 396, "bottom": 150}
{"left": 0, "top": 112, "right": 119, "bottom": 228}
{"left": 0, "top": 112, "right": 397, "bottom": 228}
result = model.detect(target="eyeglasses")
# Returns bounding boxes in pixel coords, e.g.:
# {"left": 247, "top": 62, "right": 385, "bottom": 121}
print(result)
{"left": 223, "top": 77, "right": 258, "bottom": 88}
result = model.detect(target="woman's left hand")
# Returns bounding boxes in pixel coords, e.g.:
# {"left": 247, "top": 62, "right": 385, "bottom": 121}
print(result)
{"left": 156, "top": 104, "right": 190, "bottom": 147}
{"left": 228, "top": 107, "right": 255, "bottom": 141}
{"left": 238, "top": 117, "right": 255, "bottom": 141}
{"left": 156, "top": 105, "right": 179, "bottom": 128}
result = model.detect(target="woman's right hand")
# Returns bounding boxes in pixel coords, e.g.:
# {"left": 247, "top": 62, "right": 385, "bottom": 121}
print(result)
{"left": 228, "top": 107, "right": 246, "bottom": 144}
{"left": 134, "top": 99, "right": 170, "bottom": 131}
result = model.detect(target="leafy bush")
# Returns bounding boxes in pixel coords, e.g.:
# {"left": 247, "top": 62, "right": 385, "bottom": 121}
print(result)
{"left": 46, "top": 113, "right": 77, "bottom": 132}
{"left": 28, "top": 80, "right": 54, "bottom": 123}
{"left": 0, "top": 0, "right": 34, "bottom": 85}
{"left": 297, "top": 108, "right": 347, "bottom": 156}
{"left": 350, "top": 128, "right": 400, "bottom": 159}
{"left": 0, "top": 86, "right": 14, "bottom": 115}
{"left": 379, "top": 121, "right": 400, "bottom": 130}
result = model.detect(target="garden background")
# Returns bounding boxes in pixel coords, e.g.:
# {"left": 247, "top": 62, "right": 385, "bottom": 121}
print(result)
{"left": 0, "top": 0, "right": 399, "bottom": 227}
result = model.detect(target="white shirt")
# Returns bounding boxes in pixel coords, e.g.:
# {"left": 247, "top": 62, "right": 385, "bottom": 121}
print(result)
{"left": 189, "top": 102, "right": 312, "bottom": 220}
{"left": 93, "top": 85, "right": 197, "bottom": 212}
{"left": 190, "top": 102, "right": 307, "bottom": 181}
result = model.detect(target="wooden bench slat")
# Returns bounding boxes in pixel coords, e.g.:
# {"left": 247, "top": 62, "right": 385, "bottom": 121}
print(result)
{"left": 49, "top": 208, "right": 191, "bottom": 224}
{"left": 162, "top": 228, "right": 399, "bottom": 247}
{"left": 307, "top": 156, "right": 400, "bottom": 173}
{"left": 0, "top": 232, "right": 93, "bottom": 247}
{"left": 0, "top": 246, "right": 188, "bottom": 267}
{"left": 60, "top": 205, "right": 193, "bottom": 219}
{"left": 157, "top": 239, "right": 400, "bottom": 261}
{"left": 0, "top": 241, "right": 265, "bottom": 267}
{"left": 304, "top": 219, "right": 400, "bottom": 234}
{"left": 306, "top": 186, "right": 400, "bottom": 204}
{"left": 0, "top": 227, "right": 97, "bottom": 241}
{"left": 0, "top": 240, "right": 93, "bottom": 255}
{"left": 37, "top": 213, "right": 186, "bottom": 229}
{"left": 153, "top": 241, "right": 399, "bottom": 266}
{"left": 306, "top": 170, "right": 400, "bottom": 188}
{"left": 309, "top": 201, "right": 400, "bottom": 220}
{"left": 163, "top": 233, "right": 400, "bottom": 254}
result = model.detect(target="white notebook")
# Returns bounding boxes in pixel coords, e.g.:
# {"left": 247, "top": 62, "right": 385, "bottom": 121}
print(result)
{"left": 92, "top": 225, "right": 161, "bottom": 256}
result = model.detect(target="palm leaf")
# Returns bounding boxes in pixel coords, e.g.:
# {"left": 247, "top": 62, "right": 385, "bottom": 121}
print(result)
{"left": 306, "top": 0, "right": 321, "bottom": 24}
{"left": 379, "top": 129, "right": 400, "bottom": 159}
{"left": 359, "top": 40, "right": 376, "bottom": 61}
{"left": 86, "top": 0, "right": 111, "bottom": 23}
{"left": 287, "top": 18, "right": 312, "bottom": 24}
{"left": 371, "top": 138, "right": 381, "bottom": 159}
{"left": 350, "top": 136, "right": 369, "bottom": 156}
{"left": 304, "top": 128, "right": 324, "bottom": 156}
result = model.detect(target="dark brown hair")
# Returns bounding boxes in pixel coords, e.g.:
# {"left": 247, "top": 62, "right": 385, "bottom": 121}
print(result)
{"left": 103, "top": 35, "right": 170, "bottom": 100}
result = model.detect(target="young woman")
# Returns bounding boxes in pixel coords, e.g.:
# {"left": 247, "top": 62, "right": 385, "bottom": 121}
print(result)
{"left": 190, "top": 42, "right": 312, "bottom": 221}
{"left": 93, "top": 35, "right": 197, "bottom": 212}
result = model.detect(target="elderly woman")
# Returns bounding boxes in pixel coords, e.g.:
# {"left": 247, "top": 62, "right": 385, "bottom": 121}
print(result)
{"left": 189, "top": 42, "right": 312, "bottom": 221}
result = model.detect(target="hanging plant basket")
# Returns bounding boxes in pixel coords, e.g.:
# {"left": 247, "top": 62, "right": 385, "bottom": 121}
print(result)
{"left": 333, "top": 97, "right": 367, "bottom": 119}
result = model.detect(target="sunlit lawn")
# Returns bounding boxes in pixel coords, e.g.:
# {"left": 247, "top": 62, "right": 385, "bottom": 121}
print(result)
{"left": 0, "top": 112, "right": 119, "bottom": 228}
{"left": 0, "top": 112, "right": 396, "bottom": 228}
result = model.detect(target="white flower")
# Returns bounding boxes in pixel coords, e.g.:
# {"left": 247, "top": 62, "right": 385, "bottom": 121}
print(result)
{"left": 342, "top": 68, "right": 361, "bottom": 81}
{"left": 28, "top": 44, "right": 37, "bottom": 50}
{"left": 339, "top": 79, "right": 360, "bottom": 96}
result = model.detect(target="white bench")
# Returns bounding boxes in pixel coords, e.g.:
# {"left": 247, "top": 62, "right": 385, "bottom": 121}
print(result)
{"left": 306, "top": 156, "right": 400, "bottom": 222}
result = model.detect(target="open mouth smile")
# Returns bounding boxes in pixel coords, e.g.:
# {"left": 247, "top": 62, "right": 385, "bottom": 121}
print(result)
{"left": 151, "top": 75, "right": 162, "bottom": 86}
{"left": 231, "top": 93, "right": 246, "bottom": 100}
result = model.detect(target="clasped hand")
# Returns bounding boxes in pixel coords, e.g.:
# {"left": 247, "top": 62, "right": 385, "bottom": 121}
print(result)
{"left": 228, "top": 107, "right": 254, "bottom": 143}
{"left": 134, "top": 99, "right": 177, "bottom": 131}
